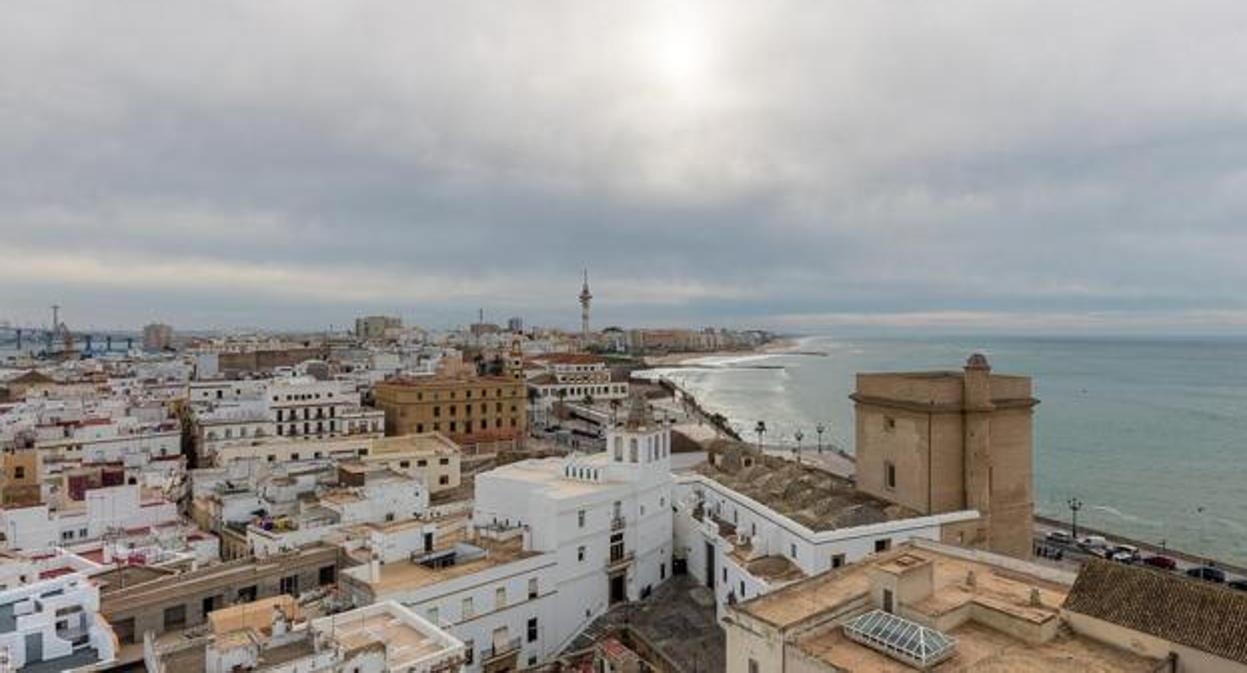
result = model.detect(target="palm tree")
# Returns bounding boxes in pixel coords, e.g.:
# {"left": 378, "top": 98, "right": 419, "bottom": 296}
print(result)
{"left": 754, "top": 420, "right": 767, "bottom": 451}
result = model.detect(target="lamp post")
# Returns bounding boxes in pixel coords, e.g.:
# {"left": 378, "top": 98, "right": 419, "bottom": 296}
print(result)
{"left": 1067, "top": 497, "right": 1083, "bottom": 540}
{"left": 815, "top": 423, "right": 825, "bottom": 453}
{"left": 793, "top": 430, "right": 804, "bottom": 464}
{"left": 754, "top": 421, "right": 767, "bottom": 452}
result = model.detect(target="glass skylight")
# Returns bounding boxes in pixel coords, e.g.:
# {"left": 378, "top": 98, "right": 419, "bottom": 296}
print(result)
{"left": 843, "top": 609, "right": 956, "bottom": 668}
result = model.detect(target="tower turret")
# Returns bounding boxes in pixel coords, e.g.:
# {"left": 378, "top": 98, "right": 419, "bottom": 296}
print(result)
{"left": 578, "top": 269, "right": 593, "bottom": 339}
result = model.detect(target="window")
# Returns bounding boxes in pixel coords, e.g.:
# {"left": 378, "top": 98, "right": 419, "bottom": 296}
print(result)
{"left": 433, "top": 406, "right": 441, "bottom": 417}
{"left": 400, "top": 460, "right": 410, "bottom": 468}
{"left": 832, "top": 554, "right": 846, "bottom": 569}
{"left": 740, "top": 580, "right": 746, "bottom": 597}
{"left": 163, "top": 604, "right": 186, "bottom": 630}
{"left": 578, "top": 509, "right": 586, "bottom": 528}
{"left": 439, "top": 457, "right": 449, "bottom": 465}
{"left": 319, "top": 565, "right": 336, "bottom": 586}
{"left": 417, "top": 459, "right": 428, "bottom": 467}
{"left": 14, "top": 466, "right": 25, "bottom": 479}
{"left": 790, "top": 543, "right": 797, "bottom": 558}
{"left": 464, "top": 639, "right": 474, "bottom": 665}
{"left": 875, "top": 538, "right": 892, "bottom": 553}
{"left": 439, "top": 475, "right": 449, "bottom": 485}
{"left": 427, "top": 606, "right": 439, "bottom": 623}
{"left": 61, "top": 530, "right": 73, "bottom": 541}
{"left": 885, "top": 416, "right": 896, "bottom": 430}
{"left": 578, "top": 545, "right": 586, "bottom": 562}
{"left": 495, "top": 586, "right": 507, "bottom": 609}
{"left": 527, "top": 616, "right": 539, "bottom": 642}
{"left": 749, "top": 658, "right": 759, "bottom": 673}
{"left": 885, "top": 461, "right": 896, "bottom": 489}
{"left": 528, "top": 578, "right": 539, "bottom": 599}
{"left": 462, "top": 597, "right": 474, "bottom": 619}
{"left": 280, "top": 574, "right": 299, "bottom": 595}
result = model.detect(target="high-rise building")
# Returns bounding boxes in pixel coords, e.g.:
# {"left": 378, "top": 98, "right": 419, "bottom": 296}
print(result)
{"left": 355, "top": 315, "right": 402, "bottom": 340}
{"left": 507, "top": 316, "right": 524, "bottom": 333}
{"left": 850, "top": 353, "right": 1037, "bottom": 559}
{"left": 142, "top": 322, "right": 173, "bottom": 351}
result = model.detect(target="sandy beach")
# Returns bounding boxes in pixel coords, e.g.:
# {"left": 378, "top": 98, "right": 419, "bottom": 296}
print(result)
{"left": 641, "top": 336, "right": 803, "bottom": 367}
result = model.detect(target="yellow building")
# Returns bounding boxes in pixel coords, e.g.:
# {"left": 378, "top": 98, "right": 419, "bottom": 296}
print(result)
{"left": 0, "top": 444, "right": 42, "bottom": 507}
{"left": 850, "top": 353, "right": 1037, "bottom": 559}
{"left": 365, "top": 433, "right": 461, "bottom": 494}
{"left": 373, "top": 375, "right": 527, "bottom": 448}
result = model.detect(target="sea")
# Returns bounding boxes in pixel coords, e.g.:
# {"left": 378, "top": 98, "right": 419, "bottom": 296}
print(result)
{"left": 636, "top": 335, "right": 1247, "bottom": 566}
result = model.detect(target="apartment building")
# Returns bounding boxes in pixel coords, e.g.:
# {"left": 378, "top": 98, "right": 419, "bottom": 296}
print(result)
{"left": 341, "top": 397, "right": 673, "bottom": 672}
{"left": 367, "top": 432, "right": 462, "bottom": 495}
{"left": 374, "top": 375, "right": 527, "bottom": 448}
{"left": 0, "top": 484, "right": 180, "bottom": 552}
{"left": 193, "top": 377, "right": 384, "bottom": 463}
{"left": 525, "top": 353, "right": 629, "bottom": 408}
{"left": 674, "top": 446, "right": 979, "bottom": 621}
{"left": 0, "top": 572, "right": 118, "bottom": 671}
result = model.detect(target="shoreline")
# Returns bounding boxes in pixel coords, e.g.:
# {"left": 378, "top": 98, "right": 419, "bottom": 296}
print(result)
{"left": 640, "top": 335, "right": 806, "bottom": 367}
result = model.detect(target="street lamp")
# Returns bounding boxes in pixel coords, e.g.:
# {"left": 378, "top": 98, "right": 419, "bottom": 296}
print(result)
{"left": 1067, "top": 497, "right": 1083, "bottom": 540}
{"left": 793, "top": 430, "right": 804, "bottom": 464}
{"left": 815, "top": 423, "right": 825, "bottom": 453}
{"left": 754, "top": 421, "right": 767, "bottom": 451}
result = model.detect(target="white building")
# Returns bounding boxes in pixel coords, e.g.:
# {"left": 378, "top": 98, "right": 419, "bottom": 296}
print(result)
{"left": 340, "top": 397, "right": 673, "bottom": 672}
{"left": 0, "top": 484, "right": 180, "bottom": 552}
{"left": 0, "top": 572, "right": 117, "bottom": 671}
{"left": 525, "top": 353, "right": 629, "bottom": 408}
{"left": 194, "top": 376, "right": 384, "bottom": 464}
{"left": 673, "top": 454, "right": 981, "bottom": 621}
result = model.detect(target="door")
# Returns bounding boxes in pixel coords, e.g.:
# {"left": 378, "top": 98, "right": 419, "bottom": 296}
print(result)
{"left": 25, "top": 633, "right": 42, "bottom": 664}
{"left": 610, "top": 574, "right": 626, "bottom": 604}
{"left": 883, "top": 589, "right": 894, "bottom": 613}
{"left": 705, "top": 541, "right": 715, "bottom": 588}
{"left": 424, "top": 532, "right": 434, "bottom": 552}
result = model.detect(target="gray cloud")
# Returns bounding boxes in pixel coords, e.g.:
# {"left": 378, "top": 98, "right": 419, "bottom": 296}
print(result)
{"left": 2, "top": 0, "right": 1246, "bottom": 332}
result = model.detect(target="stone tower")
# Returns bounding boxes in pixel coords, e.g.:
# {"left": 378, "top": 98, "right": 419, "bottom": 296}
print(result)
{"left": 850, "top": 354, "right": 1038, "bottom": 559}
{"left": 579, "top": 269, "right": 593, "bottom": 339}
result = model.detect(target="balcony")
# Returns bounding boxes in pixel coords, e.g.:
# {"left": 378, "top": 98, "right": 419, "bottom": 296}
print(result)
{"left": 606, "top": 549, "right": 634, "bottom": 572}
{"left": 480, "top": 636, "right": 522, "bottom": 664}
{"left": 610, "top": 515, "right": 627, "bottom": 532}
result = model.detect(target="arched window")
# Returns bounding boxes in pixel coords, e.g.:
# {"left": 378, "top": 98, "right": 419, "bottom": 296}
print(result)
{"left": 629, "top": 438, "right": 638, "bottom": 463}
{"left": 614, "top": 437, "right": 623, "bottom": 462}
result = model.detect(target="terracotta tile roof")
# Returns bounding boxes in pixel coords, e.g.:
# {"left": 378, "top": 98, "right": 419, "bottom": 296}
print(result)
{"left": 532, "top": 353, "right": 606, "bottom": 365}
{"left": 1063, "top": 559, "right": 1247, "bottom": 665}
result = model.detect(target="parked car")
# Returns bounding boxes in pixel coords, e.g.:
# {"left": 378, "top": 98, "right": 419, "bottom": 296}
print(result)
{"left": 1186, "top": 566, "right": 1227, "bottom": 583}
{"left": 1228, "top": 579, "right": 1247, "bottom": 592}
{"left": 1078, "top": 535, "right": 1108, "bottom": 550}
{"left": 1112, "top": 544, "right": 1140, "bottom": 559}
{"left": 1143, "top": 555, "right": 1177, "bottom": 570}
{"left": 1046, "top": 530, "right": 1073, "bottom": 545}
{"left": 1110, "top": 550, "right": 1137, "bottom": 564}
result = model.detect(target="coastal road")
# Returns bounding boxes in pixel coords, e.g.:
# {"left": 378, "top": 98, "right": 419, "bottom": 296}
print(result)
{"left": 1032, "top": 519, "right": 1247, "bottom": 587}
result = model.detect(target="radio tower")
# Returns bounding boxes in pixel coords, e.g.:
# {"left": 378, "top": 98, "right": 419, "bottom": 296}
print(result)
{"left": 578, "top": 269, "right": 592, "bottom": 340}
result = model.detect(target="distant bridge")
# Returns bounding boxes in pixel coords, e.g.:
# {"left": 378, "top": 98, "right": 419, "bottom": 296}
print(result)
{"left": 0, "top": 325, "right": 137, "bottom": 355}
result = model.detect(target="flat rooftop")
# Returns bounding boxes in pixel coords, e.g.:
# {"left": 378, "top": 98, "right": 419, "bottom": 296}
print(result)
{"left": 798, "top": 620, "right": 1156, "bottom": 672}
{"left": 358, "top": 535, "right": 540, "bottom": 593}
{"left": 741, "top": 542, "right": 1158, "bottom": 672}
{"left": 482, "top": 455, "right": 628, "bottom": 499}
{"left": 694, "top": 454, "right": 917, "bottom": 532}
{"left": 327, "top": 611, "right": 452, "bottom": 668}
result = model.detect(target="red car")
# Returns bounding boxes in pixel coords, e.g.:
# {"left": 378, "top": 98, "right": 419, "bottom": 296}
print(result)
{"left": 1143, "top": 555, "right": 1177, "bottom": 570}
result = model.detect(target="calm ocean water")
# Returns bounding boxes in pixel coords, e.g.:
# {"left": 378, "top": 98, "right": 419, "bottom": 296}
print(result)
{"left": 640, "top": 335, "right": 1247, "bottom": 566}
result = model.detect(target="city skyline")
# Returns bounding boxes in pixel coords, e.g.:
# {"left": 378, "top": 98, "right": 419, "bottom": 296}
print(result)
{"left": 4, "top": 1, "right": 1247, "bottom": 333}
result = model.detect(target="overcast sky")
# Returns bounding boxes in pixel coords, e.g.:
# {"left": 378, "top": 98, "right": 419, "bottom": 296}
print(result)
{"left": 3, "top": 1, "right": 1246, "bottom": 334}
